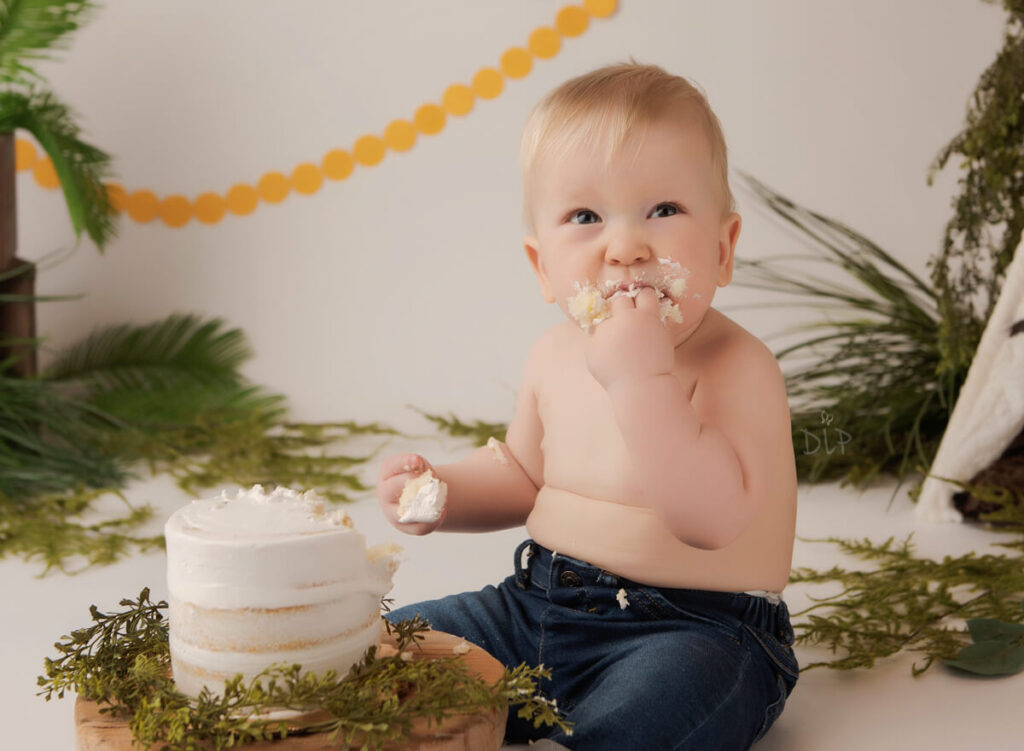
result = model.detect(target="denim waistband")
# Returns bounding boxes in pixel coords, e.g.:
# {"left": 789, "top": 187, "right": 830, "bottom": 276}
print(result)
{"left": 512, "top": 539, "right": 794, "bottom": 644}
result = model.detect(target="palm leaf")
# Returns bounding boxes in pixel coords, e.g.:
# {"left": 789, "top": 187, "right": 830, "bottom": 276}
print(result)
{"left": 0, "top": 0, "right": 94, "bottom": 85}
{"left": 44, "top": 313, "right": 253, "bottom": 394}
{"left": 0, "top": 375, "right": 126, "bottom": 498}
{"left": 0, "top": 88, "right": 116, "bottom": 249}
{"left": 88, "top": 382, "right": 285, "bottom": 430}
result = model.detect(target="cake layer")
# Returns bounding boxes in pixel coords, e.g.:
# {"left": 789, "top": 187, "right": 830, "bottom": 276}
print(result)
{"left": 165, "top": 486, "right": 397, "bottom": 610}
{"left": 169, "top": 609, "right": 380, "bottom": 697}
{"left": 169, "top": 592, "right": 382, "bottom": 651}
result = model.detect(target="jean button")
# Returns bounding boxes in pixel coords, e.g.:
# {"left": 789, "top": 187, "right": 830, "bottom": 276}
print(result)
{"left": 559, "top": 570, "right": 583, "bottom": 587}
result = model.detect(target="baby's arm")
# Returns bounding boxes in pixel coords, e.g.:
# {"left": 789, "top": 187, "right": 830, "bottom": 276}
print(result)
{"left": 587, "top": 291, "right": 786, "bottom": 550}
{"left": 377, "top": 340, "right": 545, "bottom": 535}
{"left": 606, "top": 337, "right": 787, "bottom": 550}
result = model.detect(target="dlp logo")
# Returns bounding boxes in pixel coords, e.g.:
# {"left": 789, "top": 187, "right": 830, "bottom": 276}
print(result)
{"left": 802, "top": 410, "right": 852, "bottom": 455}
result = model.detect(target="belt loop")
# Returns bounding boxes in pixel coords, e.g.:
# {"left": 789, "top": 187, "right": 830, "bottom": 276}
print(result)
{"left": 514, "top": 539, "right": 533, "bottom": 589}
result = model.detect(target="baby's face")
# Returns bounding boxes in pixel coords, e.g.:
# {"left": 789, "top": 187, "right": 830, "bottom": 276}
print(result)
{"left": 523, "top": 118, "right": 740, "bottom": 344}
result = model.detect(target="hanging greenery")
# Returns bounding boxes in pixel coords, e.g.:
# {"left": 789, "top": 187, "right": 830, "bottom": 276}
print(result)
{"left": 926, "top": 0, "right": 1024, "bottom": 378}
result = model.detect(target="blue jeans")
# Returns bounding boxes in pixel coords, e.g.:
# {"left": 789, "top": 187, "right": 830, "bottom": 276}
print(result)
{"left": 385, "top": 539, "right": 798, "bottom": 750}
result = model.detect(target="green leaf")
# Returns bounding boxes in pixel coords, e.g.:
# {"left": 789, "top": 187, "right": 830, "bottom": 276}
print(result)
{"left": 0, "top": 0, "right": 95, "bottom": 85}
{"left": 944, "top": 638, "right": 1024, "bottom": 676}
{"left": 44, "top": 314, "right": 252, "bottom": 395}
{"left": 966, "top": 617, "right": 1024, "bottom": 644}
{"left": 0, "top": 88, "right": 116, "bottom": 249}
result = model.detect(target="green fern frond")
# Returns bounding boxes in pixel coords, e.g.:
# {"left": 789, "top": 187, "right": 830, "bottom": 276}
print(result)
{"left": 44, "top": 314, "right": 252, "bottom": 394}
{"left": 0, "top": 0, "right": 94, "bottom": 85}
{"left": 0, "top": 88, "right": 116, "bottom": 248}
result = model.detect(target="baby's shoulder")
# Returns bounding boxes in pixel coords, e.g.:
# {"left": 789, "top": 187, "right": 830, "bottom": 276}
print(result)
{"left": 693, "top": 311, "right": 787, "bottom": 408}
{"left": 697, "top": 310, "right": 778, "bottom": 369}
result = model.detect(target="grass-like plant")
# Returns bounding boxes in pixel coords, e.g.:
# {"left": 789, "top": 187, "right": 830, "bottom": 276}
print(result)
{"left": 731, "top": 175, "right": 969, "bottom": 497}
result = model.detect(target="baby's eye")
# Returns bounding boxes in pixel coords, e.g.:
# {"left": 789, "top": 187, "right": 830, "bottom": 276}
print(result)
{"left": 568, "top": 209, "right": 601, "bottom": 225}
{"left": 650, "top": 202, "right": 681, "bottom": 218}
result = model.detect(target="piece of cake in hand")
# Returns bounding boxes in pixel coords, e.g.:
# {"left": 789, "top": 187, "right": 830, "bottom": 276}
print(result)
{"left": 165, "top": 485, "right": 401, "bottom": 697}
{"left": 397, "top": 469, "right": 448, "bottom": 524}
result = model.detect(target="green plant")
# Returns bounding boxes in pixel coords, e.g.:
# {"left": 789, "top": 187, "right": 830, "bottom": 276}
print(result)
{"left": 39, "top": 589, "right": 572, "bottom": 750}
{"left": 0, "top": 314, "right": 399, "bottom": 573}
{"left": 731, "top": 176, "right": 959, "bottom": 496}
{"left": 927, "top": 0, "right": 1024, "bottom": 379}
{"left": 0, "top": 0, "right": 115, "bottom": 248}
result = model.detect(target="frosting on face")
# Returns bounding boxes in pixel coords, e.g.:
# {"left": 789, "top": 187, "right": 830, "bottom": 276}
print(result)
{"left": 566, "top": 265, "right": 689, "bottom": 331}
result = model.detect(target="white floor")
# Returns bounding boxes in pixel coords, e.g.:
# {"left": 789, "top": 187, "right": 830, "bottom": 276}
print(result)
{"left": 4, "top": 438, "right": 1023, "bottom": 750}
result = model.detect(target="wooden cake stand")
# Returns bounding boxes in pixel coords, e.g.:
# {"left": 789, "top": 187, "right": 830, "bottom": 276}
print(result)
{"left": 74, "top": 629, "right": 508, "bottom": 751}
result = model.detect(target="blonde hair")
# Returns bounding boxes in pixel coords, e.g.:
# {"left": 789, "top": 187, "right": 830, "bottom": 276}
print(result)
{"left": 520, "top": 61, "right": 735, "bottom": 231}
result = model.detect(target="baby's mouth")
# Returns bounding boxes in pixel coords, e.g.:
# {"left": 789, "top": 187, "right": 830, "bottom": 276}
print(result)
{"left": 602, "top": 279, "right": 665, "bottom": 300}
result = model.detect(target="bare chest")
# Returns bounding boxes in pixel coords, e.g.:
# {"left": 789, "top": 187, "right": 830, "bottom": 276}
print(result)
{"left": 535, "top": 336, "right": 701, "bottom": 505}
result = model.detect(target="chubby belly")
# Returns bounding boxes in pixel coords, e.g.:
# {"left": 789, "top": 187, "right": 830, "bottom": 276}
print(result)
{"left": 525, "top": 484, "right": 792, "bottom": 592}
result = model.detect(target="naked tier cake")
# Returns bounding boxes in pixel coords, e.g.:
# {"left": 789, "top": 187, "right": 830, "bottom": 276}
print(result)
{"left": 165, "top": 485, "right": 401, "bottom": 697}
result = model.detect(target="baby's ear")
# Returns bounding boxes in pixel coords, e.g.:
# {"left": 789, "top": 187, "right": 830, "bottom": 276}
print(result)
{"left": 524, "top": 238, "right": 555, "bottom": 303}
{"left": 717, "top": 213, "right": 742, "bottom": 287}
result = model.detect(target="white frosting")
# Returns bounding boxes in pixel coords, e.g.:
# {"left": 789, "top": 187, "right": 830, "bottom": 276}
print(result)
{"left": 567, "top": 278, "right": 685, "bottom": 330}
{"left": 487, "top": 437, "right": 510, "bottom": 465}
{"left": 616, "top": 588, "right": 630, "bottom": 609}
{"left": 165, "top": 485, "right": 401, "bottom": 697}
{"left": 397, "top": 470, "right": 447, "bottom": 524}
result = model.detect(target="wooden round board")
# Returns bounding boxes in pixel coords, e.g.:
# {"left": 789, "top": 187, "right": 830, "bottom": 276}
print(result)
{"left": 74, "top": 628, "right": 508, "bottom": 751}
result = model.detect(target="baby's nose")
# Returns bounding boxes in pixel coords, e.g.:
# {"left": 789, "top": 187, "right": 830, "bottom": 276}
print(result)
{"left": 604, "top": 226, "right": 651, "bottom": 265}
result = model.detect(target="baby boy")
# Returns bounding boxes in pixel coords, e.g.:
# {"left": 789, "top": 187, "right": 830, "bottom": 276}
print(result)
{"left": 378, "top": 62, "right": 799, "bottom": 750}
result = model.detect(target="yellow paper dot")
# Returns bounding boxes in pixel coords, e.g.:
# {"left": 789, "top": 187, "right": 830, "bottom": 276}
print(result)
{"left": 353, "top": 135, "right": 386, "bottom": 166}
{"left": 194, "top": 192, "right": 226, "bottom": 224}
{"left": 258, "top": 172, "right": 290, "bottom": 203}
{"left": 106, "top": 182, "right": 127, "bottom": 213}
{"left": 291, "top": 163, "right": 323, "bottom": 195}
{"left": 584, "top": 0, "right": 617, "bottom": 18}
{"left": 160, "top": 196, "right": 192, "bottom": 227}
{"left": 125, "top": 190, "right": 159, "bottom": 223}
{"left": 322, "top": 149, "right": 354, "bottom": 181}
{"left": 14, "top": 138, "right": 37, "bottom": 172}
{"left": 500, "top": 47, "right": 532, "bottom": 79}
{"left": 33, "top": 158, "right": 59, "bottom": 189}
{"left": 414, "top": 104, "right": 446, "bottom": 135}
{"left": 472, "top": 68, "right": 503, "bottom": 100}
{"left": 384, "top": 120, "right": 417, "bottom": 152}
{"left": 556, "top": 5, "right": 589, "bottom": 37}
{"left": 442, "top": 84, "right": 474, "bottom": 116}
{"left": 226, "top": 184, "right": 259, "bottom": 215}
{"left": 528, "top": 27, "right": 561, "bottom": 59}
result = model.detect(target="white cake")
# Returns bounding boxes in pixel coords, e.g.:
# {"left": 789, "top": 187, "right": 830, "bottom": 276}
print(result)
{"left": 397, "top": 470, "right": 447, "bottom": 524}
{"left": 165, "top": 485, "right": 401, "bottom": 697}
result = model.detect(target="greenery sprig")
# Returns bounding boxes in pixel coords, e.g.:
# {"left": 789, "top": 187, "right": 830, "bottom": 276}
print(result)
{"left": 790, "top": 535, "right": 1024, "bottom": 675}
{"left": 39, "top": 589, "right": 572, "bottom": 750}
{"left": 411, "top": 408, "right": 508, "bottom": 448}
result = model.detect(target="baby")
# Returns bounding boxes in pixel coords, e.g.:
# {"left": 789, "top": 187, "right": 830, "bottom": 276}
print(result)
{"left": 378, "top": 62, "right": 798, "bottom": 750}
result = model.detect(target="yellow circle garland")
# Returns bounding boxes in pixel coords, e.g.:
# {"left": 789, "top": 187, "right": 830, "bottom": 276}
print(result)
{"left": 13, "top": 2, "right": 617, "bottom": 227}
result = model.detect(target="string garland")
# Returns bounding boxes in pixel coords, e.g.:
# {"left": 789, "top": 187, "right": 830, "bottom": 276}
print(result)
{"left": 13, "top": 1, "right": 617, "bottom": 228}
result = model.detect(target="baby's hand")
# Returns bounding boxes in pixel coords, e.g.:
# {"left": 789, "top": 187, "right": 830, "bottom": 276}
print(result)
{"left": 377, "top": 453, "right": 446, "bottom": 535}
{"left": 585, "top": 287, "right": 675, "bottom": 389}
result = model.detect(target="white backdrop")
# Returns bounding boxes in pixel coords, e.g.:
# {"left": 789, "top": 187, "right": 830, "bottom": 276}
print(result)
{"left": 18, "top": 0, "right": 1005, "bottom": 431}
{"left": 8, "top": 4, "right": 1023, "bottom": 748}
